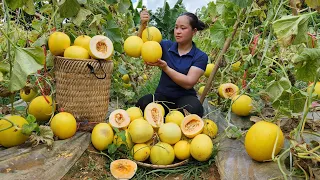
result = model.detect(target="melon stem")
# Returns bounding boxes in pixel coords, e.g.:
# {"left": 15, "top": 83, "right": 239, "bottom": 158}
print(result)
{"left": 0, "top": 117, "right": 16, "bottom": 132}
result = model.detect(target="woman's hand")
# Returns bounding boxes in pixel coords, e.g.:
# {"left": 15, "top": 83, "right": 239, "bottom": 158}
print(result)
{"left": 140, "top": 10, "right": 150, "bottom": 25}
{"left": 145, "top": 59, "right": 168, "bottom": 70}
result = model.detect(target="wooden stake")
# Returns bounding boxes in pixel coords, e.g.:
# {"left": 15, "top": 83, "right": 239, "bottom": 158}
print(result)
{"left": 200, "top": 9, "right": 246, "bottom": 104}
{"left": 289, "top": 0, "right": 298, "bottom": 15}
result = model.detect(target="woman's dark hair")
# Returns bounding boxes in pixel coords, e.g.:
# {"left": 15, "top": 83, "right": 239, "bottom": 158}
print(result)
{"left": 180, "top": 12, "right": 207, "bottom": 31}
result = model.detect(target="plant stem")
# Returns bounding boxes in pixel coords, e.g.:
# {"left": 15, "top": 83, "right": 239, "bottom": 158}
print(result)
{"left": 237, "top": 5, "right": 252, "bottom": 45}
{"left": 308, "top": 8, "right": 318, "bottom": 39}
{"left": 265, "top": 56, "right": 289, "bottom": 80}
{"left": 277, "top": 148, "right": 290, "bottom": 180}
{"left": 3, "top": 1, "right": 15, "bottom": 114}
{"left": 87, "top": 150, "right": 114, "bottom": 161}
{"left": 296, "top": 68, "right": 320, "bottom": 140}
{"left": 303, "top": 130, "right": 320, "bottom": 137}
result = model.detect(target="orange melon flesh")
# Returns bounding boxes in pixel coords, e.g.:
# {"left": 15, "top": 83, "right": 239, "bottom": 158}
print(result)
{"left": 144, "top": 102, "right": 164, "bottom": 128}
{"left": 218, "top": 83, "right": 239, "bottom": 99}
{"left": 110, "top": 159, "right": 137, "bottom": 179}
{"left": 109, "top": 109, "right": 130, "bottom": 129}
{"left": 181, "top": 114, "right": 204, "bottom": 138}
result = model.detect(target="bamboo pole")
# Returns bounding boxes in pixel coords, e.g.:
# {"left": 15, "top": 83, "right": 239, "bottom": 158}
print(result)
{"left": 200, "top": 8, "right": 246, "bottom": 104}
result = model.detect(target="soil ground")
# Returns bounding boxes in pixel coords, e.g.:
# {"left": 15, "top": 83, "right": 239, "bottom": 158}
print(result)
{"left": 62, "top": 144, "right": 221, "bottom": 180}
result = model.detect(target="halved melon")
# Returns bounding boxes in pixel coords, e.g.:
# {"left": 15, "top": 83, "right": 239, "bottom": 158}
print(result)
{"left": 218, "top": 83, "right": 239, "bottom": 99}
{"left": 144, "top": 102, "right": 164, "bottom": 128}
{"left": 89, "top": 35, "right": 114, "bottom": 60}
{"left": 109, "top": 109, "right": 130, "bottom": 129}
{"left": 110, "top": 159, "right": 137, "bottom": 180}
{"left": 181, "top": 114, "right": 204, "bottom": 138}
{"left": 157, "top": 103, "right": 165, "bottom": 116}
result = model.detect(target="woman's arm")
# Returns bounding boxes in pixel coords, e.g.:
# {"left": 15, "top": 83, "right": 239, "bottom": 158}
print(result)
{"left": 137, "top": 9, "right": 149, "bottom": 38}
{"left": 146, "top": 60, "right": 204, "bottom": 90}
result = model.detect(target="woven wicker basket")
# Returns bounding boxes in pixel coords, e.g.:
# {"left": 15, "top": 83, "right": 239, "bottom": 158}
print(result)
{"left": 54, "top": 56, "right": 113, "bottom": 129}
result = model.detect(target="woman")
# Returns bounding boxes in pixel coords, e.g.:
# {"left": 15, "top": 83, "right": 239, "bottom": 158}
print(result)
{"left": 136, "top": 10, "right": 208, "bottom": 117}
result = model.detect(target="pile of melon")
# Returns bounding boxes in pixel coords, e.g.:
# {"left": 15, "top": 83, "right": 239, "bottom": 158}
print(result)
{"left": 48, "top": 32, "right": 114, "bottom": 60}
{"left": 124, "top": 27, "right": 162, "bottom": 63}
{"left": 91, "top": 102, "right": 218, "bottom": 179}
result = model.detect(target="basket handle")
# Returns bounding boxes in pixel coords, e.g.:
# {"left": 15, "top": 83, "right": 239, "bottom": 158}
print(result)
{"left": 87, "top": 60, "right": 106, "bottom": 79}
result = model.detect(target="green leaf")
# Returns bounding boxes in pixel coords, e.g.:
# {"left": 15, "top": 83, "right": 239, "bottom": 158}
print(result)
{"left": 9, "top": 48, "right": 43, "bottom": 92}
{"left": 73, "top": 8, "right": 92, "bottom": 26}
{"left": 306, "top": 0, "right": 320, "bottom": 11}
{"left": 230, "top": 0, "right": 253, "bottom": 7}
{"left": 265, "top": 77, "right": 292, "bottom": 103}
{"left": 0, "top": 72, "right": 3, "bottom": 82}
{"left": 119, "top": 0, "right": 131, "bottom": 14}
{"left": 40, "top": 4, "right": 53, "bottom": 15}
{"left": 293, "top": 48, "right": 320, "bottom": 82}
{"left": 23, "top": 47, "right": 46, "bottom": 65}
{"left": 33, "top": 34, "right": 47, "bottom": 47}
{"left": 118, "top": 64, "right": 128, "bottom": 74}
{"left": 113, "top": 41, "right": 123, "bottom": 54}
{"left": 108, "top": 143, "right": 118, "bottom": 154}
{"left": 102, "top": 15, "right": 122, "bottom": 43}
{"left": 125, "top": 12, "right": 135, "bottom": 30}
{"left": 29, "top": 125, "right": 54, "bottom": 147}
{"left": 162, "top": 2, "right": 171, "bottom": 27}
{"left": 113, "top": 127, "right": 120, "bottom": 133}
{"left": 206, "top": 1, "right": 218, "bottom": 17}
{"left": 209, "top": 20, "right": 227, "bottom": 48}
{"left": 15, "top": 106, "right": 26, "bottom": 111}
{"left": 22, "top": 123, "right": 38, "bottom": 136}
{"left": 59, "top": 0, "right": 81, "bottom": 18}
{"left": 23, "top": 0, "right": 35, "bottom": 15}
{"left": 226, "top": 125, "right": 242, "bottom": 139}
{"left": 279, "top": 77, "right": 292, "bottom": 91}
{"left": 26, "top": 114, "right": 37, "bottom": 123}
{"left": 32, "top": 19, "right": 43, "bottom": 31}
{"left": 89, "top": 14, "right": 102, "bottom": 27}
{"left": 272, "top": 89, "right": 306, "bottom": 114}
{"left": 272, "top": 13, "right": 313, "bottom": 47}
{"left": 136, "top": 0, "right": 143, "bottom": 8}
{"left": 265, "top": 80, "right": 284, "bottom": 103}
{"left": 106, "top": 0, "right": 117, "bottom": 4}
{"left": 118, "top": 130, "right": 126, "bottom": 142}
{"left": 46, "top": 51, "right": 55, "bottom": 67}
{"left": 216, "top": 0, "right": 238, "bottom": 26}
{"left": 5, "top": 0, "right": 25, "bottom": 10}
{"left": 0, "top": 62, "right": 10, "bottom": 73}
